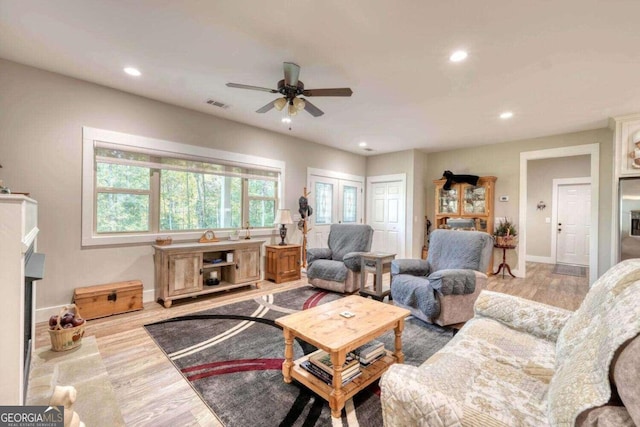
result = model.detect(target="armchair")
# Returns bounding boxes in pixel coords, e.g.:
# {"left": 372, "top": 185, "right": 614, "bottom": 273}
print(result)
{"left": 390, "top": 229, "right": 493, "bottom": 326}
{"left": 306, "top": 224, "right": 374, "bottom": 293}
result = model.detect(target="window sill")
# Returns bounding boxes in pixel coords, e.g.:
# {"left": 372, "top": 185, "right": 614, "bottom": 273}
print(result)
{"left": 81, "top": 229, "right": 279, "bottom": 248}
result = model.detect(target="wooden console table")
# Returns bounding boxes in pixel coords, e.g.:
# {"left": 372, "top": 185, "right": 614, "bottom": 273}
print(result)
{"left": 153, "top": 240, "right": 264, "bottom": 308}
{"left": 493, "top": 244, "right": 516, "bottom": 278}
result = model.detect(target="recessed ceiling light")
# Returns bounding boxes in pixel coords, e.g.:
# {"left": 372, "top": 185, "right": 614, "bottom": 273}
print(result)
{"left": 449, "top": 50, "right": 468, "bottom": 62}
{"left": 358, "top": 141, "right": 367, "bottom": 147}
{"left": 500, "top": 111, "right": 514, "bottom": 119}
{"left": 123, "top": 67, "right": 141, "bottom": 77}
{"left": 281, "top": 117, "right": 292, "bottom": 124}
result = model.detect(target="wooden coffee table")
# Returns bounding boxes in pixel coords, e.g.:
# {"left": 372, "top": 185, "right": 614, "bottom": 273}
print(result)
{"left": 275, "top": 295, "right": 410, "bottom": 418}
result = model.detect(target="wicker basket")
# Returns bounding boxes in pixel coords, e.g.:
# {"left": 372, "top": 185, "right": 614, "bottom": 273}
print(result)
{"left": 48, "top": 304, "right": 86, "bottom": 352}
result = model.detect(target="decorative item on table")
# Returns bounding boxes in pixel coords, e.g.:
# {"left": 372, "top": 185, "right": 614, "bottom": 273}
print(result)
{"left": 199, "top": 229, "right": 219, "bottom": 243}
{"left": 243, "top": 221, "right": 253, "bottom": 239}
{"left": 229, "top": 229, "right": 240, "bottom": 241}
{"left": 48, "top": 304, "right": 86, "bottom": 351}
{"left": 155, "top": 236, "right": 172, "bottom": 246}
{"left": 205, "top": 270, "right": 220, "bottom": 286}
{"left": 274, "top": 208, "right": 293, "bottom": 245}
{"left": 494, "top": 217, "right": 518, "bottom": 246}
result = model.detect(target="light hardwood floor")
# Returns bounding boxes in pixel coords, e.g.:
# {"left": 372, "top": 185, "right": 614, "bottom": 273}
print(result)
{"left": 33, "top": 262, "right": 589, "bottom": 426}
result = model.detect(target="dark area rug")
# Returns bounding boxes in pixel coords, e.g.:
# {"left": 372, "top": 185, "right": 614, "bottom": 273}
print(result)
{"left": 144, "top": 286, "right": 453, "bottom": 427}
{"left": 552, "top": 264, "right": 587, "bottom": 277}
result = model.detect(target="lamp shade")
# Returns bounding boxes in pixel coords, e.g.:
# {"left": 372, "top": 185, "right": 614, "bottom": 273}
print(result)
{"left": 293, "top": 97, "right": 305, "bottom": 111}
{"left": 274, "top": 97, "right": 287, "bottom": 111}
{"left": 274, "top": 209, "right": 293, "bottom": 225}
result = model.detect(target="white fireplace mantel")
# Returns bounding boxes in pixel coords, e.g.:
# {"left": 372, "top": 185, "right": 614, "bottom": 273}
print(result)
{"left": 0, "top": 194, "right": 39, "bottom": 405}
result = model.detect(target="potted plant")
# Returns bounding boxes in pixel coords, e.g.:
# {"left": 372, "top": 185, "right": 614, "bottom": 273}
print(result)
{"left": 494, "top": 218, "right": 517, "bottom": 246}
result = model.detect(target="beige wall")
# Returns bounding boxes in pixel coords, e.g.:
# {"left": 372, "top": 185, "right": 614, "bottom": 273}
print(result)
{"left": 426, "top": 128, "right": 614, "bottom": 275}
{"left": 0, "top": 59, "right": 366, "bottom": 314}
{"left": 526, "top": 155, "right": 590, "bottom": 258}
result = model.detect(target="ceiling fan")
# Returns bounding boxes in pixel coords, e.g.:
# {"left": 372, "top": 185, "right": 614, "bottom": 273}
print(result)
{"left": 226, "top": 62, "right": 352, "bottom": 117}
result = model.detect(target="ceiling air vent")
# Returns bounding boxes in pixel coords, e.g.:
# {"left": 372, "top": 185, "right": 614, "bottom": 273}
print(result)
{"left": 363, "top": 148, "right": 374, "bottom": 152}
{"left": 206, "top": 99, "right": 230, "bottom": 109}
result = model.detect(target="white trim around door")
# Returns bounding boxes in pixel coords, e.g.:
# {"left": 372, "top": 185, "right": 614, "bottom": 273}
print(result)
{"left": 519, "top": 143, "right": 599, "bottom": 285}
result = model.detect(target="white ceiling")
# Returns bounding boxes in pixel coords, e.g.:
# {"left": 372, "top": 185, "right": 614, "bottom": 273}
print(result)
{"left": 2, "top": 1, "right": 640, "bottom": 155}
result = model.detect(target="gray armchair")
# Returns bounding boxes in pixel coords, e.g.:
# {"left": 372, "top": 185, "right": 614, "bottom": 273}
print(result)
{"left": 391, "top": 229, "right": 493, "bottom": 326}
{"left": 307, "top": 224, "right": 374, "bottom": 293}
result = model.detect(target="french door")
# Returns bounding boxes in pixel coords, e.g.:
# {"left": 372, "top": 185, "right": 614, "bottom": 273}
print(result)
{"left": 307, "top": 171, "right": 364, "bottom": 249}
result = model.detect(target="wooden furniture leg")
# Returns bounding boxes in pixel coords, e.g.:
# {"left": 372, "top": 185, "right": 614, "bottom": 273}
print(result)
{"left": 393, "top": 318, "right": 405, "bottom": 363}
{"left": 329, "top": 349, "right": 346, "bottom": 418}
{"left": 493, "top": 246, "right": 515, "bottom": 278}
{"left": 282, "top": 328, "right": 294, "bottom": 383}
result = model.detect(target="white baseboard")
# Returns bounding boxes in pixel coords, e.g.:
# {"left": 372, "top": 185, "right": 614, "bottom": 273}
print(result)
{"left": 526, "top": 255, "right": 554, "bottom": 264}
{"left": 36, "top": 288, "right": 157, "bottom": 323}
{"left": 143, "top": 288, "right": 155, "bottom": 303}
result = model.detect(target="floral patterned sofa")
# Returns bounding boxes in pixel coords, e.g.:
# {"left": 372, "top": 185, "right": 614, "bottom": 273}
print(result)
{"left": 380, "top": 259, "right": 640, "bottom": 426}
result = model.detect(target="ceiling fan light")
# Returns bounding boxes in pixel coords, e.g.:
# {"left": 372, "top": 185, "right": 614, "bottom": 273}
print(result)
{"left": 293, "top": 98, "right": 305, "bottom": 111}
{"left": 288, "top": 104, "right": 298, "bottom": 116}
{"left": 274, "top": 97, "right": 287, "bottom": 111}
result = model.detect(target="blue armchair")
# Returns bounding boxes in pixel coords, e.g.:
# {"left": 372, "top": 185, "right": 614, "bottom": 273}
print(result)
{"left": 306, "top": 224, "right": 374, "bottom": 293}
{"left": 391, "top": 229, "right": 493, "bottom": 326}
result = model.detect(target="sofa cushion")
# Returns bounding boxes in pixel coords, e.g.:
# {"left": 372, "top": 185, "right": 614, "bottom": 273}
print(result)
{"left": 612, "top": 334, "right": 640, "bottom": 425}
{"left": 549, "top": 259, "right": 640, "bottom": 426}
{"left": 306, "top": 259, "right": 348, "bottom": 282}
{"left": 427, "top": 230, "right": 492, "bottom": 272}
{"left": 382, "top": 316, "right": 556, "bottom": 427}
{"left": 327, "top": 224, "right": 373, "bottom": 261}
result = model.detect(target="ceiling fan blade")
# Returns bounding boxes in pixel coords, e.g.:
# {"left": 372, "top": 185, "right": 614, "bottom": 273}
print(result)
{"left": 226, "top": 83, "right": 278, "bottom": 93}
{"left": 302, "top": 88, "right": 353, "bottom": 97}
{"left": 302, "top": 99, "right": 324, "bottom": 117}
{"left": 256, "top": 99, "right": 278, "bottom": 113}
{"left": 283, "top": 62, "right": 300, "bottom": 87}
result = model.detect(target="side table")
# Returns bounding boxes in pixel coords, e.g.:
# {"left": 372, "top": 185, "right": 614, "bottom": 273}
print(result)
{"left": 265, "top": 244, "right": 301, "bottom": 283}
{"left": 493, "top": 244, "right": 516, "bottom": 278}
{"left": 360, "top": 252, "right": 396, "bottom": 301}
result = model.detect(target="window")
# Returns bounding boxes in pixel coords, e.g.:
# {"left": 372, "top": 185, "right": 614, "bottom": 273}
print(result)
{"left": 82, "top": 127, "right": 285, "bottom": 246}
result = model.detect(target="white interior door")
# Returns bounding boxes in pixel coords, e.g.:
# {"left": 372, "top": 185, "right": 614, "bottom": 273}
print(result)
{"left": 307, "top": 170, "right": 364, "bottom": 249}
{"left": 556, "top": 184, "right": 590, "bottom": 266}
{"left": 368, "top": 178, "right": 405, "bottom": 257}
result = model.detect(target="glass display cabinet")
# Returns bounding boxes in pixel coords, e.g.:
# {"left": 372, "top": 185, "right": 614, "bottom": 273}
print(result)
{"left": 433, "top": 176, "right": 497, "bottom": 234}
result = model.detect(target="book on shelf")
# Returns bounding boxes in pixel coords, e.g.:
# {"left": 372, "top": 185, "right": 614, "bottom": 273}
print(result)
{"left": 309, "top": 350, "right": 359, "bottom": 375}
{"left": 359, "top": 351, "right": 386, "bottom": 366}
{"left": 359, "top": 347, "right": 386, "bottom": 363}
{"left": 353, "top": 340, "right": 386, "bottom": 363}
{"left": 300, "top": 361, "right": 362, "bottom": 386}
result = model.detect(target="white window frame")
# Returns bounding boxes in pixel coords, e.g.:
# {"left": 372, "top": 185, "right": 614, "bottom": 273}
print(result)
{"left": 82, "top": 127, "right": 285, "bottom": 247}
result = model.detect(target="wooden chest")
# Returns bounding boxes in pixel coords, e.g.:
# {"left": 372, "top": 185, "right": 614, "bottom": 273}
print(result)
{"left": 73, "top": 280, "right": 143, "bottom": 320}
{"left": 265, "top": 244, "right": 301, "bottom": 284}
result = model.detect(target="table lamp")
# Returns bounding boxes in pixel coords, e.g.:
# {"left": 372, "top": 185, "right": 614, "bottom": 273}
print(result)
{"left": 274, "top": 209, "right": 293, "bottom": 245}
